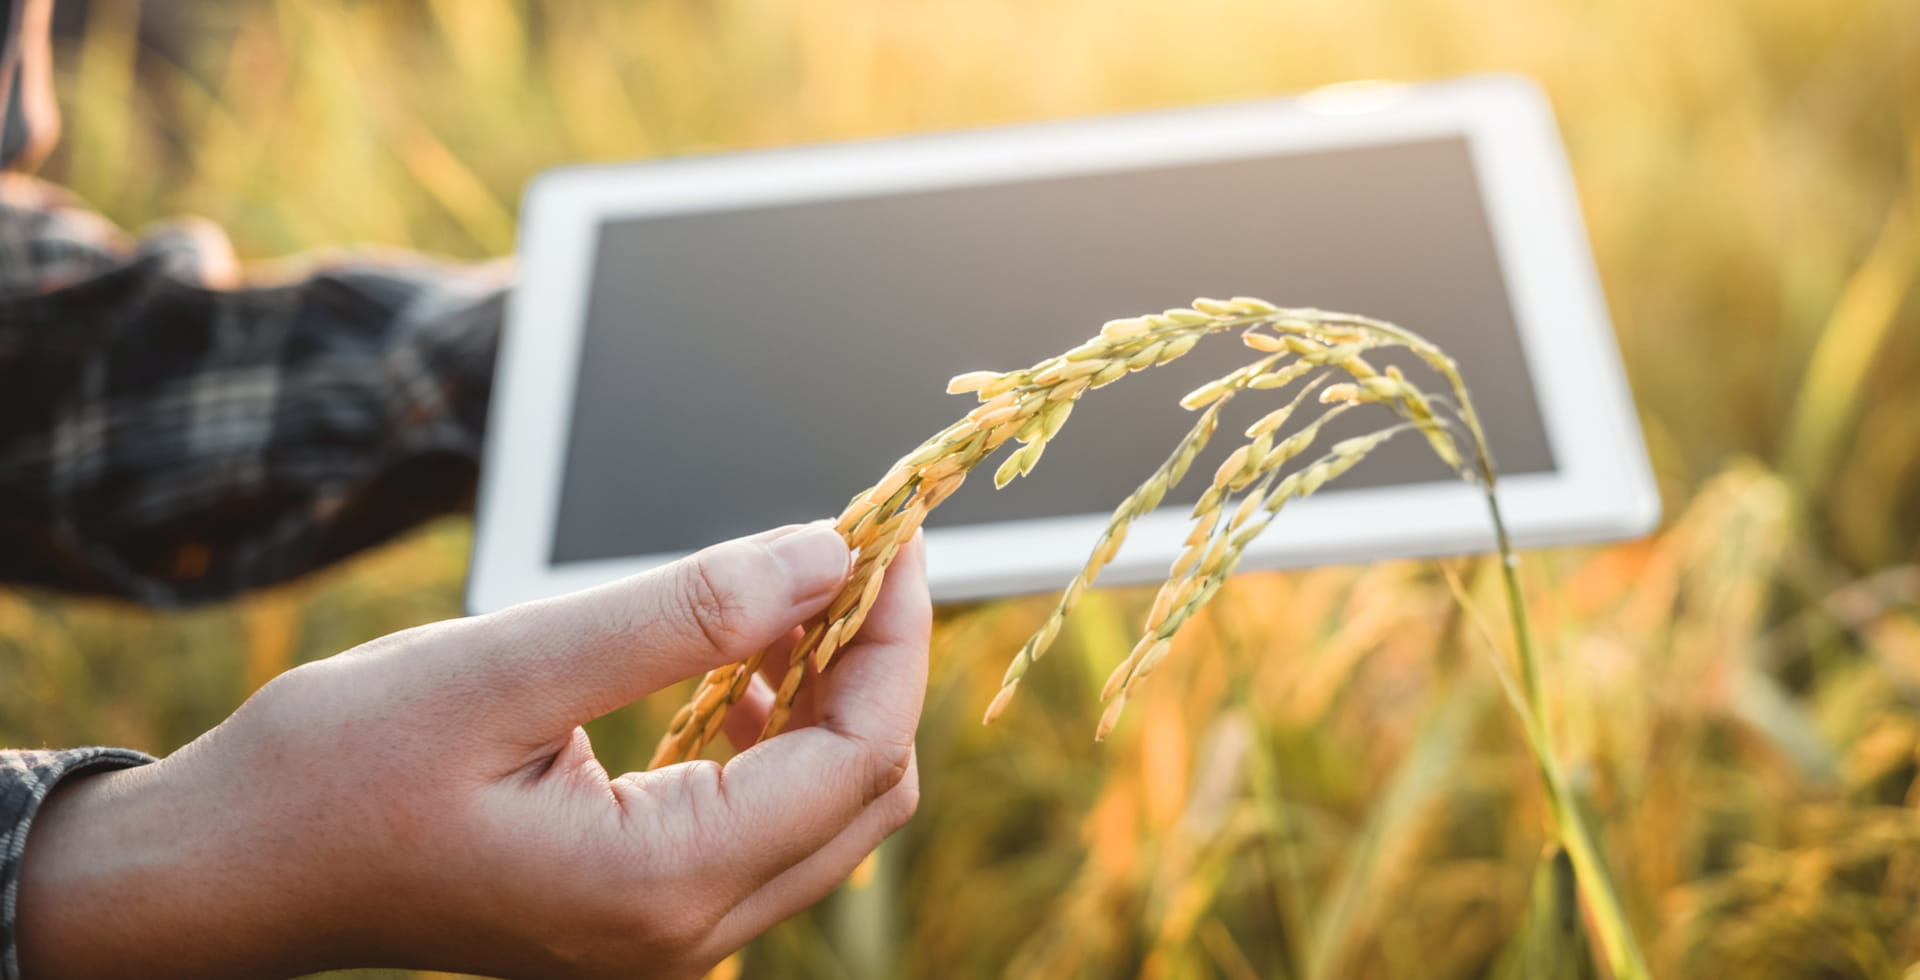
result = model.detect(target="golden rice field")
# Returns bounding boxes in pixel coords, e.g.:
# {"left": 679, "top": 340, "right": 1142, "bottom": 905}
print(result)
{"left": 4, "top": 0, "right": 1917, "bottom": 976}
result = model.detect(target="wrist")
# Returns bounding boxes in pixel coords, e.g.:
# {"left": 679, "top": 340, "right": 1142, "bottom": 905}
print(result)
{"left": 14, "top": 757, "right": 332, "bottom": 979}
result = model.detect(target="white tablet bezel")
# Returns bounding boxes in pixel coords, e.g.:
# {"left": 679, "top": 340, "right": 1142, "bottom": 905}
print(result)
{"left": 468, "top": 73, "right": 1658, "bottom": 614}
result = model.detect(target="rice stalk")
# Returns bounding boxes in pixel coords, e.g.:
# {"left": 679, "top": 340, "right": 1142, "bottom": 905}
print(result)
{"left": 643, "top": 295, "right": 1650, "bottom": 980}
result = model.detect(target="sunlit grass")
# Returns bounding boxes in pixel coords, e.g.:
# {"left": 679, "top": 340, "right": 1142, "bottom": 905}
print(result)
{"left": 5, "top": 0, "right": 1917, "bottom": 976}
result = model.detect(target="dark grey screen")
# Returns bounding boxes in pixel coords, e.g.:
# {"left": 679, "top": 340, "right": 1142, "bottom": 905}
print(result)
{"left": 551, "top": 136, "right": 1555, "bottom": 564}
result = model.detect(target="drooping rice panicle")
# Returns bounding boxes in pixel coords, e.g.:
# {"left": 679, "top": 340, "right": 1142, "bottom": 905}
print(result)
{"left": 651, "top": 301, "right": 1457, "bottom": 749}
{"left": 640, "top": 295, "right": 1650, "bottom": 980}
{"left": 649, "top": 296, "right": 1289, "bottom": 766}
{"left": 981, "top": 400, "right": 1231, "bottom": 724}
{"left": 1092, "top": 421, "right": 1417, "bottom": 739}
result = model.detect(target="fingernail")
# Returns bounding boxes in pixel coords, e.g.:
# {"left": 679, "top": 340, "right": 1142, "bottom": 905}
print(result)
{"left": 767, "top": 524, "right": 850, "bottom": 602}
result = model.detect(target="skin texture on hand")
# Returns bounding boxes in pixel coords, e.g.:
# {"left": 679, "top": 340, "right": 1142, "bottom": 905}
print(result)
{"left": 15, "top": 524, "right": 929, "bottom": 980}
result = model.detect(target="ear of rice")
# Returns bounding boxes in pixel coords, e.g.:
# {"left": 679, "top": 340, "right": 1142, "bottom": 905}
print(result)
{"left": 657, "top": 300, "right": 1452, "bottom": 767}
{"left": 639, "top": 295, "right": 1652, "bottom": 980}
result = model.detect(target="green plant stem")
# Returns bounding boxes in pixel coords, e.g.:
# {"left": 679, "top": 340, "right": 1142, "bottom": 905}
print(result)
{"left": 1457, "top": 392, "right": 1651, "bottom": 980}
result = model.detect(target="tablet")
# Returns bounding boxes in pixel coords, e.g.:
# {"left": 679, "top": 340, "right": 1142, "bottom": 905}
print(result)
{"left": 467, "top": 74, "right": 1657, "bottom": 614}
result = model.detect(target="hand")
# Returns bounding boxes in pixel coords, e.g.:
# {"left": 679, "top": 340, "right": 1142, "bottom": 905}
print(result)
{"left": 16, "top": 524, "right": 929, "bottom": 980}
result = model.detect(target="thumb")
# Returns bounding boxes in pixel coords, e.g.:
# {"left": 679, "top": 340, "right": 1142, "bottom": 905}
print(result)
{"left": 460, "top": 524, "right": 850, "bottom": 733}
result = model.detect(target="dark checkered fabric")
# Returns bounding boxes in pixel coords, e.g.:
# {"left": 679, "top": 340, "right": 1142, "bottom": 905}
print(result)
{"left": 0, "top": 747, "right": 155, "bottom": 980}
{"left": 0, "top": 177, "right": 507, "bottom": 603}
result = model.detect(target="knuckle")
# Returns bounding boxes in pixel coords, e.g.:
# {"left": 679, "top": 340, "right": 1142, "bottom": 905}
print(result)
{"left": 856, "top": 734, "right": 916, "bottom": 806}
{"left": 884, "top": 770, "right": 921, "bottom": 830}
{"left": 672, "top": 541, "right": 781, "bottom": 654}
{"left": 675, "top": 551, "right": 749, "bottom": 652}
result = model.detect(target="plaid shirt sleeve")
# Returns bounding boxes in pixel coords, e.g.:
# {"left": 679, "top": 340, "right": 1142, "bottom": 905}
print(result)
{"left": 0, "top": 176, "right": 506, "bottom": 604}
{"left": 0, "top": 747, "right": 155, "bottom": 980}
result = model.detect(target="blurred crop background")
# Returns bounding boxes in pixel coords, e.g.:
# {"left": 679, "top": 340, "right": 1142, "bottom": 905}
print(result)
{"left": 3, "top": 0, "right": 1918, "bottom": 976}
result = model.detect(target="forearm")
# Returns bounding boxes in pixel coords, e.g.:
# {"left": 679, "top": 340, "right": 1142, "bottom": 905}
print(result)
{"left": 14, "top": 760, "right": 326, "bottom": 979}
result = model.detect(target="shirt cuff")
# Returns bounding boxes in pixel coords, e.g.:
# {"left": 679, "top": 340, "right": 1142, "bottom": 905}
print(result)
{"left": 0, "top": 747, "right": 156, "bottom": 980}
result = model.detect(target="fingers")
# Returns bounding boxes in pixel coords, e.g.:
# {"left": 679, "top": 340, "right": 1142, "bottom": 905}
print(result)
{"left": 707, "top": 753, "right": 919, "bottom": 953}
{"left": 618, "top": 532, "right": 929, "bottom": 898}
{"left": 459, "top": 524, "right": 849, "bottom": 734}
{"left": 808, "top": 532, "right": 931, "bottom": 745}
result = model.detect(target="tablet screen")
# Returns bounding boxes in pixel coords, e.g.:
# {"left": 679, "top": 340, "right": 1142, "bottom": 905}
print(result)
{"left": 551, "top": 135, "right": 1555, "bottom": 564}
